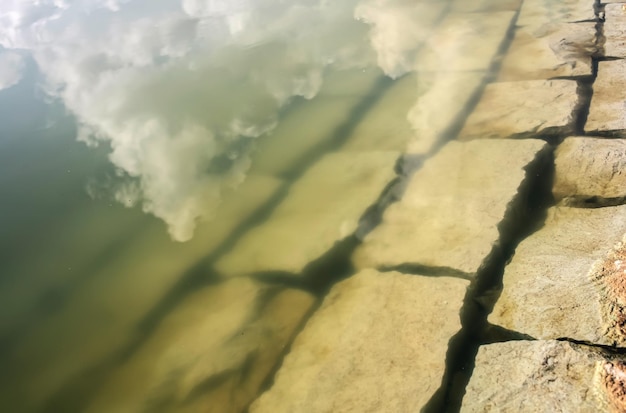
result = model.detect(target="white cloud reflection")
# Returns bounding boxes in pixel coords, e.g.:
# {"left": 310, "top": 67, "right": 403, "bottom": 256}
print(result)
{"left": 0, "top": 0, "right": 434, "bottom": 241}
{"left": 0, "top": 50, "right": 25, "bottom": 90}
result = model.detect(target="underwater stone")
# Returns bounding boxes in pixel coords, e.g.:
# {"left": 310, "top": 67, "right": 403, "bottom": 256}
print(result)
{"left": 85, "top": 278, "right": 314, "bottom": 413}
{"left": 459, "top": 79, "right": 578, "bottom": 140}
{"left": 553, "top": 137, "right": 626, "bottom": 205}
{"left": 250, "top": 269, "right": 468, "bottom": 413}
{"left": 586, "top": 60, "right": 626, "bottom": 136}
{"left": 603, "top": 3, "right": 626, "bottom": 59}
{"left": 353, "top": 139, "right": 548, "bottom": 276}
{"left": 490, "top": 205, "right": 626, "bottom": 346}
{"left": 462, "top": 340, "right": 622, "bottom": 412}
{"left": 216, "top": 151, "right": 398, "bottom": 277}
{"left": 517, "top": 0, "right": 596, "bottom": 27}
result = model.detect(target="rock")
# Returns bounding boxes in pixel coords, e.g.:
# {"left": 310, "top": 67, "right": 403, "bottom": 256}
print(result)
{"left": 85, "top": 278, "right": 315, "bottom": 413}
{"left": 353, "top": 139, "right": 548, "bottom": 276}
{"left": 0, "top": 175, "right": 283, "bottom": 413}
{"left": 461, "top": 340, "right": 624, "bottom": 412}
{"left": 250, "top": 269, "right": 469, "bottom": 413}
{"left": 459, "top": 80, "right": 578, "bottom": 140}
{"left": 603, "top": 3, "right": 626, "bottom": 58}
{"left": 490, "top": 205, "right": 626, "bottom": 346}
{"left": 517, "top": 0, "right": 596, "bottom": 28}
{"left": 553, "top": 136, "right": 626, "bottom": 204}
{"left": 216, "top": 151, "right": 398, "bottom": 277}
{"left": 416, "top": 12, "right": 515, "bottom": 72}
{"left": 405, "top": 72, "right": 485, "bottom": 156}
{"left": 451, "top": 0, "right": 521, "bottom": 13}
{"left": 586, "top": 60, "right": 626, "bottom": 136}
{"left": 498, "top": 22, "right": 596, "bottom": 81}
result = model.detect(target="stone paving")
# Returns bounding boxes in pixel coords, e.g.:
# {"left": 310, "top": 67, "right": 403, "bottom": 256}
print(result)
{"left": 18, "top": 0, "right": 626, "bottom": 412}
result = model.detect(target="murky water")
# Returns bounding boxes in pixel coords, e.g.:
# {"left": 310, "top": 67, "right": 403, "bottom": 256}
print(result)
{"left": 0, "top": 0, "right": 534, "bottom": 412}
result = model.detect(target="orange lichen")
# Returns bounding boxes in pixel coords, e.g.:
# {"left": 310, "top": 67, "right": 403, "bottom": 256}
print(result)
{"left": 602, "top": 362, "right": 626, "bottom": 413}
{"left": 594, "top": 243, "right": 626, "bottom": 343}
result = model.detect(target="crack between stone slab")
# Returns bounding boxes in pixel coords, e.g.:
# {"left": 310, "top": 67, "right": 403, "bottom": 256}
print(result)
{"left": 422, "top": 144, "right": 556, "bottom": 413}
{"left": 377, "top": 264, "right": 473, "bottom": 281}
{"left": 556, "top": 337, "right": 626, "bottom": 355}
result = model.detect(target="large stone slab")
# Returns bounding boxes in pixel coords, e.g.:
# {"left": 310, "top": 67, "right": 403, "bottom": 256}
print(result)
{"left": 498, "top": 22, "right": 595, "bottom": 81}
{"left": 451, "top": 0, "right": 521, "bottom": 13}
{"left": 416, "top": 12, "right": 515, "bottom": 72}
{"left": 517, "top": 0, "right": 596, "bottom": 28}
{"left": 603, "top": 3, "right": 626, "bottom": 58}
{"left": 459, "top": 80, "right": 578, "bottom": 140}
{"left": 86, "top": 278, "right": 315, "bottom": 413}
{"left": 353, "top": 139, "right": 548, "bottom": 276}
{"left": 250, "top": 269, "right": 469, "bottom": 413}
{"left": 0, "top": 175, "right": 283, "bottom": 413}
{"left": 461, "top": 340, "right": 626, "bottom": 412}
{"left": 216, "top": 151, "right": 398, "bottom": 277}
{"left": 490, "top": 205, "right": 626, "bottom": 346}
{"left": 586, "top": 59, "right": 626, "bottom": 136}
{"left": 554, "top": 137, "right": 626, "bottom": 204}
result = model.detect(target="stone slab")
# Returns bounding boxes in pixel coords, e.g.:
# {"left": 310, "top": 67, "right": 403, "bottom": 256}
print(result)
{"left": 554, "top": 137, "right": 626, "bottom": 204}
{"left": 517, "top": 0, "right": 596, "bottom": 28}
{"left": 216, "top": 151, "right": 398, "bottom": 276}
{"left": 416, "top": 12, "right": 515, "bottom": 72}
{"left": 461, "top": 340, "right": 626, "bottom": 412}
{"left": 250, "top": 269, "right": 469, "bottom": 413}
{"left": 490, "top": 205, "right": 626, "bottom": 346}
{"left": 498, "top": 22, "right": 595, "bottom": 81}
{"left": 0, "top": 175, "right": 283, "bottom": 413}
{"left": 353, "top": 139, "right": 548, "bottom": 276}
{"left": 86, "top": 278, "right": 315, "bottom": 413}
{"left": 586, "top": 60, "right": 626, "bottom": 135}
{"left": 459, "top": 79, "right": 578, "bottom": 140}
{"left": 604, "top": 3, "right": 626, "bottom": 58}
{"left": 451, "top": 0, "right": 521, "bottom": 13}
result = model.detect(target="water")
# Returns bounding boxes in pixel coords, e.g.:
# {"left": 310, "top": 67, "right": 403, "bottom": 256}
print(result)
{"left": 0, "top": 0, "right": 520, "bottom": 412}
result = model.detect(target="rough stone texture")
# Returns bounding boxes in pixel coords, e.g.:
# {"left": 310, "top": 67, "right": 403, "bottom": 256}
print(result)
{"left": 416, "top": 12, "right": 515, "bottom": 72}
{"left": 586, "top": 60, "right": 626, "bottom": 135}
{"left": 406, "top": 72, "right": 485, "bottom": 155}
{"left": 216, "top": 151, "right": 398, "bottom": 277}
{"left": 86, "top": 278, "right": 315, "bottom": 413}
{"left": 603, "top": 3, "right": 626, "bottom": 58}
{"left": 517, "top": 0, "right": 596, "bottom": 28}
{"left": 553, "top": 137, "right": 626, "bottom": 204}
{"left": 250, "top": 269, "right": 469, "bottom": 413}
{"left": 498, "top": 22, "right": 595, "bottom": 81}
{"left": 0, "top": 175, "right": 283, "bottom": 413}
{"left": 451, "top": 0, "right": 521, "bottom": 13}
{"left": 459, "top": 80, "right": 578, "bottom": 140}
{"left": 353, "top": 139, "right": 548, "bottom": 276}
{"left": 490, "top": 205, "right": 626, "bottom": 346}
{"left": 461, "top": 340, "right": 619, "bottom": 413}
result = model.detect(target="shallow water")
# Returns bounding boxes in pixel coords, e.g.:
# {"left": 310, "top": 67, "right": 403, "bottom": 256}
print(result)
{"left": 0, "top": 0, "right": 535, "bottom": 411}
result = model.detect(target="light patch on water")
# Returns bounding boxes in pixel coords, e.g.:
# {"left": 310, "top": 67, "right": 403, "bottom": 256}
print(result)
{"left": 0, "top": 50, "right": 25, "bottom": 90}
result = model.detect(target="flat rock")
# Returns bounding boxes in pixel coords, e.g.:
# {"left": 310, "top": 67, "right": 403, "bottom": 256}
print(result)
{"left": 603, "top": 3, "right": 626, "bottom": 58}
{"left": 416, "top": 12, "right": 515, "bottom": 72}
{"left": 498, "top": 22, "right": 595, "bottom": 81}
{"left": 406, "top": 72, "right": 485, "bottom": 155}
{"left": 0, "top": 175, "right": 283, "bottom": 413}
{"left": 490, "top": 205, "right": 626, "bottom": 346}
{"left": 553, "top": 137, "right": 626, "bottom": 204}
{"left": 459, "top": 80, "right": 578, "bottom": 140}
{"left": 461, "top": 340, "right": 626, "bottom": 412}
{"left": 586, "top": 60, "right": 626, "bottom": 135}
{"left": 250, "top": 269, "right": 469, "bottom": 413}
{"left": 451, "top": 0, "right": 521, "bottom": 13}
{"left": 353, "top": 139, "right": 548, "bottom": 276}
{"left": 517, "top": 0, "right": 596, "bottom": 28}
{"left": 86, "top": 278, "right": 315, "bottom": 413}
{"left": 216, "top": 151, "right": 398, "bottom": 277}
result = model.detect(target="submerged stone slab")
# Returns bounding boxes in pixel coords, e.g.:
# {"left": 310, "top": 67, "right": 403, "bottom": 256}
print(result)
{"left": 250, "top": 269, "right": 469, "bottom": 413}
{"left": 86, "top": 278, "right": 315, "bottom": 413}
{"left": 459, "top": 79, "right": 578, "bottom": 140}
{"left": 517, "top": 0, "right": 596, "bottom": 27}
{"left": 416, "top": 12, "right": 515, "bottom": 72}
{"left": 587, "top": 59, "right": 626, "bottom": 135}
{"left": 462, "top": 340, "right": 626, "bottom": 412}
{"left": 490, "top": 205, "right": 626, "bottom": 346}
{"left": 554, "top": 137, "right": 626, "bottom": 204}
{"left": 603, "top": 3, "right": 626, "bottom": 58}
{"left": 451, "top": 0, "right": 521, "bottom": 13}
{"left": 498, "top": 22, "right": 595, "bottom": 81}
{"left": 0, "top": 175, "right": 283, "bottom": 413}
{"left": 216, "top": 151, "right": 398, "bottom": 277}
{"left": 354, "top": 139, "right": 548, "bottom": 276}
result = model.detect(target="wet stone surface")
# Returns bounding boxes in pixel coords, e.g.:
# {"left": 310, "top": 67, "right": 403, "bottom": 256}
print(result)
{"left": 603, "top": 3, "right": 626, "bottom": 59}
{"left": 586, "top": 59, "right": 626, "bottom": 136}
